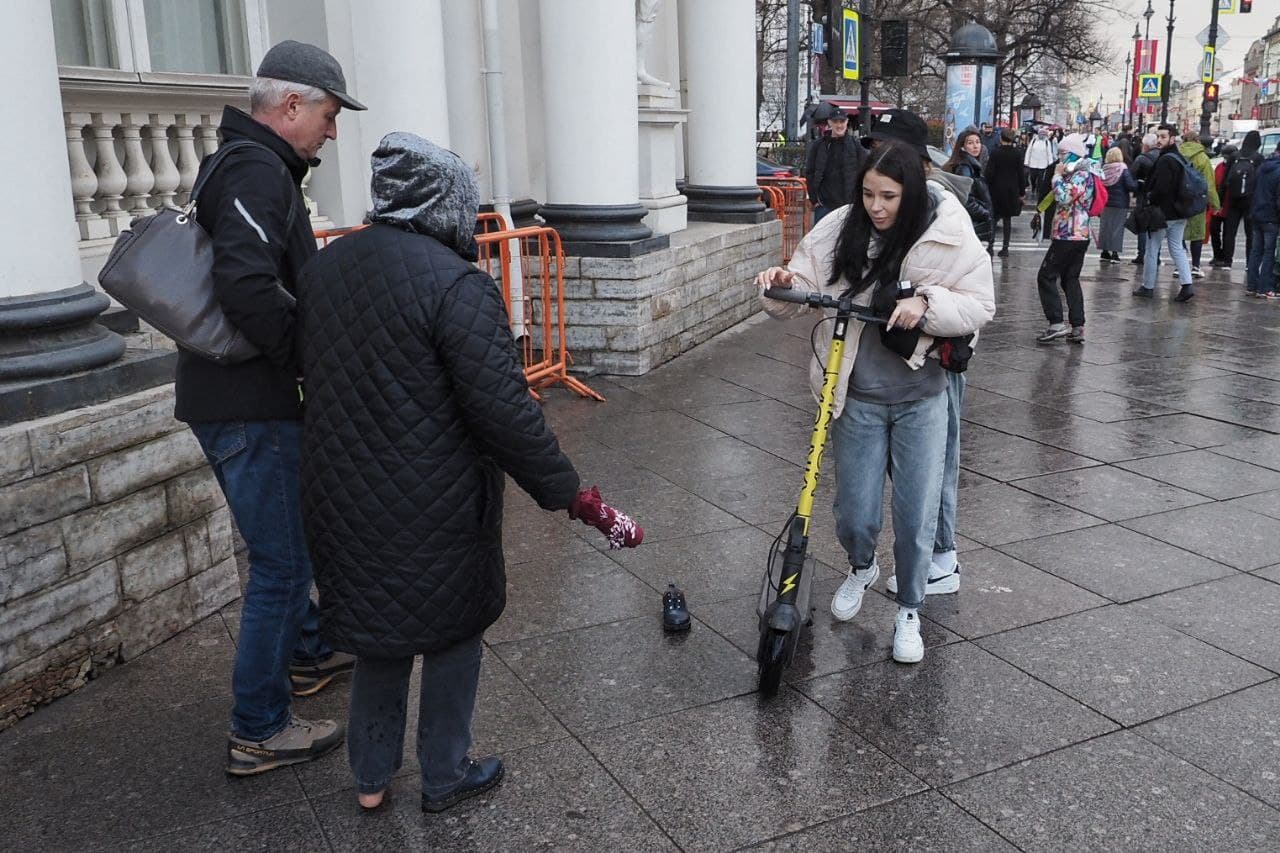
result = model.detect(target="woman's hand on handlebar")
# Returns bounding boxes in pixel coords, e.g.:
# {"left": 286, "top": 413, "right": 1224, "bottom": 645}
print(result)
{"left": 887, "top": 295, "right": 928, "bottom": 330}
{"left": 755, "top": 267, "right": 795, "bottom": 289}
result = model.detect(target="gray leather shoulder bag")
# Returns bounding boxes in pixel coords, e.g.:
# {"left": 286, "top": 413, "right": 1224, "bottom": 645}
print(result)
{"left": 98, "top": 139, "right": 296, "bottom": 364}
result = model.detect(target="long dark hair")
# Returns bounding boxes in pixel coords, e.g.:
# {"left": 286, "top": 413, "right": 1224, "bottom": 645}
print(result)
{"left": 827, "top": 140, "right": 931, "bottom": 316}
{"left": 942, "top": 129, "right": 981, "bottom": 175}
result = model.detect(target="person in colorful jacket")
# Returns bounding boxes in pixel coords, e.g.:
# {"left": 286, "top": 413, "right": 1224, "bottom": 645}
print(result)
{"left": 1034, "top": 133, "right": 1095, "bottom": 344}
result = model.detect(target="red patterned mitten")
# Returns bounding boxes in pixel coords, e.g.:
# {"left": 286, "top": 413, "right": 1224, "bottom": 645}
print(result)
{"left": 568, "top": 486, "right": 644, "bottom": 549}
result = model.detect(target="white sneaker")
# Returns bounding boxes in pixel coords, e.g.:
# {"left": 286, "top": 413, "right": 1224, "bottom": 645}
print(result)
{"left": 1191, "top": 266, "right": 1206, "bottom": 278}
{"left": 886, "top": 562, "right": 961, "bottom": 596}
{"left": 831, "top": 561, "right": 879, "bottom": 621}
{"left": 893, "top": 608, "right": 924, "bottom": 663}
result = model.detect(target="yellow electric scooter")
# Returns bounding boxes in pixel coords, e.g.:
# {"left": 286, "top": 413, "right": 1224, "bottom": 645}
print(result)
{"left": 756, "top": 286, "right": 886, "bottom": 696}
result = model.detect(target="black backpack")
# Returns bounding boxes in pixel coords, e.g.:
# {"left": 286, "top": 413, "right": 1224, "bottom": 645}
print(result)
{"left": 1168, "top": 151, "right": 1208, "bottom": 219}
{"left": 1227, "top": 155, "right": 1259, "bottom": 200}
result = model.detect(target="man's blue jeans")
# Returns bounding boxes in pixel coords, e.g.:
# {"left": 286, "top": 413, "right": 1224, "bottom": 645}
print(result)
{"left": 1142, "top": 219, "right": 1192, "bottom": 292}
{"left": 831, "top": 391, "right": 949, "bottom": 610}
{"left": 934, "top": 371, "right": 965, "bottom": 555}
{"left": 1247, "top": 222, "right": 1278, "bottom": 295}
{"left": 190, "top": 419, "right": 330, "bottom": 741}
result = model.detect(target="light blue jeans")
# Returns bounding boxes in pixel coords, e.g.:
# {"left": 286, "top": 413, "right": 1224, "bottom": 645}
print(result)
{"left": 1142, "top": 218, "right": 1192, "bottom": 291}
{"left": 934, "top": 371, "right": 965, "bottom": 555}
{"left": 831, "top": 390, "right": 949, "bottom": 610}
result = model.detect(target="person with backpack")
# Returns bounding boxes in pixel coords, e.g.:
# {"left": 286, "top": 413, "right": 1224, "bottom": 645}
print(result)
{"left": 1134, "top": 124, "right": 1200, "bottom": 302}
{"left": 1129, "top": 133, "right": 1159, "bottom": 266}
{"left": 1210, "top": 145, "right": 1237, "bottom": 267}
{"left": 1177, "top": 133, "right": 1220, "bottom": 278}
{"left": 1218, "top": 130, "right": 1264, "bottom": 270}
{"left": 1035, "top": 133, "right": 1096, "bottom": 343}
{"left": 1246, "top": 144, "right": 1280, "bottom": 299}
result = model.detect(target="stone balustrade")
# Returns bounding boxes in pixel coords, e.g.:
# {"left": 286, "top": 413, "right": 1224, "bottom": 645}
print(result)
{"left": 59, "top": 75, "right": 325, "bottom": 244}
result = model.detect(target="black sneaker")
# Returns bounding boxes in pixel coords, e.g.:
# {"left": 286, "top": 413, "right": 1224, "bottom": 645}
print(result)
{"left": 290, "top": 652, "right": 356, "bottom": 697}
{"left": 1130, "top": 256, "right": 1143, "bottom": 265}
{"left": 1174, "top": 286, "right": 1195, "bottom": 302}
{"left": 663, "top": 584, "right": 691, "bottom": 633}
{"left": 1132, "top": 287, "right": 1153, "bottom": 298}
{"left": 1067, "top": 326, "right": 1085, "bottom": 344}
{"left": 227, "top": 716, "right": 345, "bottom": 776}
{"left": 422, "top": 757, "right": 504, "bottom": 813}
{"left": 997, "top": 248, "right": 1009, "bottom": 257}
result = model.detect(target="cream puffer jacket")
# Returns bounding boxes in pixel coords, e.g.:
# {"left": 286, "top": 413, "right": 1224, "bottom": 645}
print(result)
{"left": 760, "top": 184, "right": 996, "bottom": 419}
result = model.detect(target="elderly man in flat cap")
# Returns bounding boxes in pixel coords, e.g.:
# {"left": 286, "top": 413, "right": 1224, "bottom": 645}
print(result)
{"left": 175, "top": 40, "right": 366, "bottom": 776}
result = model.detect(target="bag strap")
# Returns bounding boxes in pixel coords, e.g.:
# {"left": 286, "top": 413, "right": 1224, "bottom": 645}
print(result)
{"left": 185, "top": 139, "right": 273, "bottom": 212}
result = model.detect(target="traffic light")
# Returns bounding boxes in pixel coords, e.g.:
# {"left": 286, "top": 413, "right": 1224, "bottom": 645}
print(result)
{"left": 1240, "top": 0, "right": 1252, "bottom": 13}
{"left": 1204, "top": 83, "right": 1220, "bottom": 112}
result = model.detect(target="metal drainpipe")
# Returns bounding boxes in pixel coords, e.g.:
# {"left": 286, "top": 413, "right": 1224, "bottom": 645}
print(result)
{"left": 480, "top": 0, "right": 524, "bottom": 331}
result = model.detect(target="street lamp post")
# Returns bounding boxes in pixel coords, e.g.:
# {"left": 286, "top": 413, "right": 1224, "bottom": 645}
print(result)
{"left": 1141, "top": 0, "right": 1154, "bottom": 127}
{"left": 1160, "top": 0, "right": 1175, "bottom": 124}
{"left": 1124, "top": 48, "right": 1133, "bottom": 129}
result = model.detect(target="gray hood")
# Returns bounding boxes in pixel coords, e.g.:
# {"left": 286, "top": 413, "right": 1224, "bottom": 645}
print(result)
{"left": 928, "top": 169, "right": 972, "bottom": 204}
{"left": 369, "top": 132, "right": 480, "bottom": 261}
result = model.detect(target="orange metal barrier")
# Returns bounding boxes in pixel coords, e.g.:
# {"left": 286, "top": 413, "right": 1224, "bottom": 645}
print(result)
{"left": 473, "top": 225, "right": 604, "bottom": 402}
{"left": 314, "top": 224, "right": 369, "bottom": 246}
{"left": 312, "top": 218, "right": 602, "bottom": 402}
{"left": 760, "top": 185, "right": 786, "bottom": 224}
{"left": 758, "top": 176, "right": 811, "bottom": 263}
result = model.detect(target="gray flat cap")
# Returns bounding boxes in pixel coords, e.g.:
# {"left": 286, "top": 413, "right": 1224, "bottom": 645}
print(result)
{"left": 256, "top": 40, "right": 367, "bottom": 111}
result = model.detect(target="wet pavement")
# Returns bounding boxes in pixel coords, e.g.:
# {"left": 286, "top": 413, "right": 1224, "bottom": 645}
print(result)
{"left": 6, "top": 215, "right": 1280, "bottom": 850}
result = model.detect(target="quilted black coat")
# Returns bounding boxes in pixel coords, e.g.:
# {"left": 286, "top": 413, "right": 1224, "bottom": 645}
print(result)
{"left": 298, "top": 223, "right": 580, "bottom": 656}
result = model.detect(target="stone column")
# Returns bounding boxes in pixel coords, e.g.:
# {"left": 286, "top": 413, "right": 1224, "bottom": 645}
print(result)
{"left": 0, "top": 2, "right": 123, "bottom": 380}
{"left": 678, "top": 0, "right": 770, "bottom": 223}
{"left": 350, "top": 0, "right": 452, "bottom": 192}
{"left": 536, "top": 0, "right": 667, "bottom": 256}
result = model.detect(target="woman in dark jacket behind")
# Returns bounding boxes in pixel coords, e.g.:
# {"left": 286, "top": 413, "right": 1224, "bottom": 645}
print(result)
{"left": 298, "top": 133, "right": 632, "bottom": 813}
{"left": 943, "top": 128, "right": 995, "bottom": 252}
{"left": 984, "top": 129, "right": 1027, "bottom": 256}
{"left": 1098, "top": 146, "right": 1138, "bottom": 263}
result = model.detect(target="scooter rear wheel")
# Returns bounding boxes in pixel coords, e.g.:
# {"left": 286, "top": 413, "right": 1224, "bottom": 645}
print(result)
{"left": 757, "top": 629, "right": 788, "bottom": 696}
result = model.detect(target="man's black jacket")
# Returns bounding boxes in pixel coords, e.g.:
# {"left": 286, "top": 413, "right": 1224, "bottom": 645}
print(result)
{"left": 1146, "top": 146, "right": 1187, "bottom": 222}
{"left": 173, "top": 106, "right": 316, "bottom": 423}
{"left": 804, "top": 133, "right": 865, "bottom": 207}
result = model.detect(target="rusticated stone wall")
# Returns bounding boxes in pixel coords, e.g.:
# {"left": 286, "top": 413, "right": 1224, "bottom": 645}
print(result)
{"left": 0, "top": 384, "right": 236, "bottom": 728}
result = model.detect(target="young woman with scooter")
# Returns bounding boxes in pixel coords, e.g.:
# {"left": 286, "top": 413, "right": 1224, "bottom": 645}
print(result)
{"left": 755, "top": 140, "right": 994, "bottom": 678}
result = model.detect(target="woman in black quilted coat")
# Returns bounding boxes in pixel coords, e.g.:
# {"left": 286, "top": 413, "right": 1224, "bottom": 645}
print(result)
{"left": 297, "top": 132, "right": 580, "bottom": 813}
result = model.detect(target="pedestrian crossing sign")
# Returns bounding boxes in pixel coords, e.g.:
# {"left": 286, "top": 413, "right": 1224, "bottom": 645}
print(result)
{"left": 1139, "top": 73, "right": 1162, "bottom": 99}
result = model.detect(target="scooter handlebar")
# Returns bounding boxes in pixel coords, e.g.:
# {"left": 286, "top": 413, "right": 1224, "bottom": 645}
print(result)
{"left": 762, "top": 287, "right": 886, "bottom": 325}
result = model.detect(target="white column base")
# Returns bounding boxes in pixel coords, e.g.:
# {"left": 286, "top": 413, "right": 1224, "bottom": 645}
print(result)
{"left": 641, "top": 193, "right": 687, "bottom": 235}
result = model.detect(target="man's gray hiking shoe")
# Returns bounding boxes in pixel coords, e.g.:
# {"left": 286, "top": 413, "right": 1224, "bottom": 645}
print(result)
{"left": 289, "top": 651, "right": 356, "bottom": 697}
{"left": 227, "top": 716, "right": 345, "bottom": 776}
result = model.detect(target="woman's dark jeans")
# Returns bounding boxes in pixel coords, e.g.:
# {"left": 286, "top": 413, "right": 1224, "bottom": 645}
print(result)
{"left": 347, "top": 635, "right": 483, "bottom": 796}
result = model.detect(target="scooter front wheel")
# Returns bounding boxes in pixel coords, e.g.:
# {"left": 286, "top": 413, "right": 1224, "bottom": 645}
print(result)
{"left": 757, "top": 628, "right": 789, "bottom": 696}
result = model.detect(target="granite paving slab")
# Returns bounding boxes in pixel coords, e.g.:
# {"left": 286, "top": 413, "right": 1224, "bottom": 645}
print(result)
{"left": 919, "top": 548, "right": 1107, "bottom": 639}
{"left": 577, "top": 481, "right": 744, "bottom": 550}
{"left": 1116, "top": 449, "right": 1280, "bottom": 500}
{"left": 311, "top": 738, "right": 677, "bottom": 852}
{"left": 955, "top": 483, "right": 1105, "bottom": 548}
{"left": 582, "top": 689, "right": 924, "bottom": 851}
{"left": 1125, "top": 412, "right": 1269, "bottom": 448}
{"left": 799, "top": 642, "right": 1116, "bottom": 786}
{"left": 946, "top": 731, "right": 1280, "bottom": 852}
{"left": 1122, "top": 502, "right": 1280, "bottom": 571}
{"left": 739, "top": 791, "right": 1016, "bottom": 851}
{"left": 0, "top": 698, "right": 309, "bottom": 850}
{"left": 997, "top": 523, "right": 1234, "bottom": 602}
{"left": 1035, "top": 390, "right": 1180, "bottom": 423}
{"left": 108, "top": 802, "right": 327, "bottom": 853}
{"left": 1010, "top": 465, "right": 1211, "bottom": 522}
{"left": 492, "top": 614, "right": 756, "bottom": 733}
{"left": 957, "top": 424, "right": 1102, "bottom": 483}
{"left": 487, "top": 550, "right": 655, "bottom": 644}
{"left": 1135, "top": 679, "right": 1280, "bottom": 809}
{"left": 977, "top": 606, "right": 1272, "bottom": 726}
{"left": 1126, "top": 573, "right": 1280, "bottom": 672}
